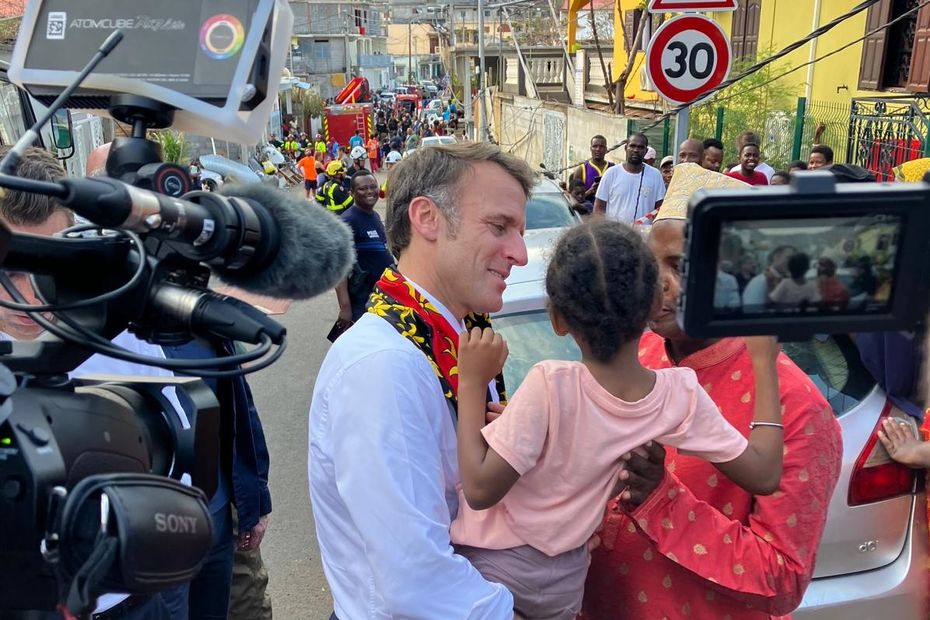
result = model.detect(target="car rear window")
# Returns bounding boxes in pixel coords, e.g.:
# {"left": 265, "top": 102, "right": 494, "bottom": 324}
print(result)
{"left": 494, "top": 310, "right": 875, "bottom": 415}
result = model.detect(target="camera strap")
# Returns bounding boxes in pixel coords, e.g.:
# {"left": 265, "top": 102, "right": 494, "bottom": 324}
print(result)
{"left": 58, "top": 531, "right": 118, "bottom": 619}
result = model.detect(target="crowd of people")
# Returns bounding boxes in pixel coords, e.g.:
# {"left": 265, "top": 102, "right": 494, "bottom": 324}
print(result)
{"left": 11, "top": 105, "right": 929, "bottom": 619}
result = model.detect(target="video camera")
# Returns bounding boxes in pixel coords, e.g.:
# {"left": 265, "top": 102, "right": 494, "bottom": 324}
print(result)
{"left": 680, "top": 170, "right": 930, "bottom": 340}
{"left": 0, "top": 1, "right": 353, "bottom": 617}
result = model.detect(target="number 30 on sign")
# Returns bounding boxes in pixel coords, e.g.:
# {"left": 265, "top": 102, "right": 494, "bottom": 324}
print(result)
{"left": 645, "top": 15, "right": 732, "bottom": 104}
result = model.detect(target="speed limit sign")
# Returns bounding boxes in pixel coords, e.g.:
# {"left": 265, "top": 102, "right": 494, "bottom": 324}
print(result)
{"left": 646, "top": 15, "right": 731, "bottom": 104}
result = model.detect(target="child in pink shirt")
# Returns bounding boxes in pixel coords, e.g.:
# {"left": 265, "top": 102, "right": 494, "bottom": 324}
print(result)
{"left": 454, "top": 219, "right": 783, "bottom": 619}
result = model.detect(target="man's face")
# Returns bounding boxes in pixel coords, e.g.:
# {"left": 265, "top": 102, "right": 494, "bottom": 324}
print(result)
{"left": 647, "top": 220, "right": 687, "bottom": 340}
{"left": 626, "top": 136, "right": 647, "bottom": 166}
{"left": 678, "top": 140, "right": 703, "bottom": 164}
{"left": 0, "top": 210, "right": 72, "bottom": 340}
{"left": 740, "top": 145, "right": 760, "bottom": 172}
{"left": 661, "top": 163, "right": 674, "bottom": 185}
{"left": 702, "top": 146, "right": 723, "bottom": 172}
{"left": 431, "top": 162, "right": 528, "bottom": 318}
{"left": 571, "top": 185, "right": 586, "bottom": 203}
{"left": 808, "top": 152, "right": 829, "bottom": 170}
{"left": 590, "top": 138, "right": 607, "bottom": 161}
{"left": 351, "top": 174, "right": 380, "bottom": 209}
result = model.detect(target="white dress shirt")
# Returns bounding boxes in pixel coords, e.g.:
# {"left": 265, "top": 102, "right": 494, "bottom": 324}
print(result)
{"left": 308, "top": 287, "right": 513, "bottom": 619}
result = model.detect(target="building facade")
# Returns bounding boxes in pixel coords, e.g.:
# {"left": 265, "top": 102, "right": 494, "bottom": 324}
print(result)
{"left": 288, "top": 1, "right": 391, "bottom": 98}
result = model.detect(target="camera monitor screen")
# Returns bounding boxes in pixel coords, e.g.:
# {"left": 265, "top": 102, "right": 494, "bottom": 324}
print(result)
{"left": 21, "top": 0, "right": 262, "bottom": 102}
{"left": 679, "top": 178, "right": 930, "bottom": 339}
{"left": 714, "top": 215, "right": 900, "bottom": 318}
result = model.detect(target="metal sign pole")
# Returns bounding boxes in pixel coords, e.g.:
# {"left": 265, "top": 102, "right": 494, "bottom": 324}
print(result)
{"left": 674, "top": 106, "right": 690, "bottom": 163}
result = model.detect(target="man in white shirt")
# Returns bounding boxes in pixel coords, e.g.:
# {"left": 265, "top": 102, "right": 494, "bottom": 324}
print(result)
{"left": 308, "top": 142, "right": 536, "bottom": 619}
{"left": 593, "top": 133, "right": 665, "bottom": 222}
{"left": 728, "top": 131, "right": 775, "bottom": 181}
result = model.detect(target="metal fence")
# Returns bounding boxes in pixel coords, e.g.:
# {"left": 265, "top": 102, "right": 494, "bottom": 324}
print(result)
{"left": 847, "top": 96, "right": 930, "bottom": 181}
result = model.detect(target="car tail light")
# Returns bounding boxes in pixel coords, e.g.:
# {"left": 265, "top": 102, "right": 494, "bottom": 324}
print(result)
{"left": 848, "top": 402, "right": 918, "bottom": 506}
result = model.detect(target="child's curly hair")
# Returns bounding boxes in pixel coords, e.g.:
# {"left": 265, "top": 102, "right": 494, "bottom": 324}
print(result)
{"left": 546, "top": 219, "right": 658, "bottom": 362}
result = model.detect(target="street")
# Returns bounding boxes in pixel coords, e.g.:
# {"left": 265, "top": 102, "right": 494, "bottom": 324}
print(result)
{"left": 245, "top": 183, "right": 389, "bottom": 619}
{"left": 248, "top": 285, "right": 335, "bottom": 619}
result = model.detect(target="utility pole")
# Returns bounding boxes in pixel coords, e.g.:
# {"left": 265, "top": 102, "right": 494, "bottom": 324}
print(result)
{"left": 477, "top": 0, "right": 490, "bottom": 141}
{"left": 343, "top": 5, "right": 351, "bottom": 83}
{"left": 408, "top": 20, "right": 413, "bottom": 83}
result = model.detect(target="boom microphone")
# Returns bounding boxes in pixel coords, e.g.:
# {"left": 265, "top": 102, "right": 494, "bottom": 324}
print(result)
{"left": 57, "top": 177, "right": 354, "bottom": 300}
{"left": 218, "top": 183, "right": 355, "bottom": 300}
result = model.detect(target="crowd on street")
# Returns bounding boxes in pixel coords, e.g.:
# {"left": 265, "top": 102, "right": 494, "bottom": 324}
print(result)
{"left": 14, "top": 103, "right": 928, "bottom": 619}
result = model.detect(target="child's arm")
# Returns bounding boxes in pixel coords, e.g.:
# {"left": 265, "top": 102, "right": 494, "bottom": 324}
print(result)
{"left": 457, "top": 327, "right": 520, "bottom": 511}
{"left": 713, "top": 336, "right": 783, "bottom": 496}
{"left": 878, "top": 417, "right": 930, "bottom": 469}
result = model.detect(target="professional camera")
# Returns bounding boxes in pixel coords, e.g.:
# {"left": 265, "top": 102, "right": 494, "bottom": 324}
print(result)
{"left": 680, "top": 169, "right": 930, "bottom": 340}
{"left": 0, "top": 2, "right": 353, "bottom": 617}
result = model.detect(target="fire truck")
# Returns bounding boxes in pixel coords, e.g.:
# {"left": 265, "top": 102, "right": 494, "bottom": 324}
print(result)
{"left": 321, "top": 77, "right": 374, "bottom": 145}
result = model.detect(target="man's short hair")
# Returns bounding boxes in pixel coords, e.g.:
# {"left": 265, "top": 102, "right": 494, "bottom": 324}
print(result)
{"left": 737, "top": 130, "right": 761, "bottom": 149}
{"left": 385, "top": 142, "right": 536, "bottom": 257}
{"left": 627, "top": 132, "right": 649, "bottom": 146}
{"left": 702, "top": 137, "right": 724, "bottom": 151}
{"left": 0, "top": 146, "right": 73, "bottom": 226}
{"left": 591, "top": 135, "right": 607, "bottom": 145}
{"left": 811, "top": 144, "right": 834, "bottom": 163}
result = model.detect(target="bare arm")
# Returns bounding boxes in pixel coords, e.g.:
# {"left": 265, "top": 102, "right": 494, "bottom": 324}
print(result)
{"left": 714, "top": 337, "right": 783, "bottom": 495}
{"left": 457, "top": 328, "right": 520, "bottom": 511}
{"left": 593, "top": 198, "right": 607, "bottom": 216}
{"left": 334, "top": 278, "right": 353, "bottom": 324}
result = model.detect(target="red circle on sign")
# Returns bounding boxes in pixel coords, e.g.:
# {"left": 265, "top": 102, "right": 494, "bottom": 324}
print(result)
{"left": 646, "top": 15, "right": 731, "bottom": 104}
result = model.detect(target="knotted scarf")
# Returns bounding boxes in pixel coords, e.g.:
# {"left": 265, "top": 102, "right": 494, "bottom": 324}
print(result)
{"left": 366, "top": 268, "right": 507, "bottom": 413}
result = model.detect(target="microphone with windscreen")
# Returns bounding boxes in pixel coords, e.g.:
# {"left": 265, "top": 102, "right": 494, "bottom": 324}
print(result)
{"left": 58, "top": 177, "right": 355, "bottom": 300}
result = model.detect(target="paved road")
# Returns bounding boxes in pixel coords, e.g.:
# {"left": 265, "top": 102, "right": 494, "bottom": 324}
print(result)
{"left": 246, "top": 178, "right": 389, "bottom": 619}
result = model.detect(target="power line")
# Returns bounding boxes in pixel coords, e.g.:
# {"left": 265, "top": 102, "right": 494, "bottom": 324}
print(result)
{"left": 711, "top": 0, "right": 930, "bottom": 106}
{"left": 551, "top": 0, "right": 883, "bottom": 173}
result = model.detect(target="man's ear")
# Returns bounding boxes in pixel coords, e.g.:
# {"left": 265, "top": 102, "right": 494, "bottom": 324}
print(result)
{"left": 407, "top": 196, "right": 442, "bottom": 243}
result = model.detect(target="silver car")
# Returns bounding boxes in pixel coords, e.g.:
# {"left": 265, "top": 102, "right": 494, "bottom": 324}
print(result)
{"left": 492, "top": 259, "right": 928, "bottom": 618}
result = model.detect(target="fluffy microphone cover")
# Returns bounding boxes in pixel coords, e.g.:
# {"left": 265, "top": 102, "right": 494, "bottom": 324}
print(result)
{"left": 218, "top": 184, "right": 355, "bottom": 300}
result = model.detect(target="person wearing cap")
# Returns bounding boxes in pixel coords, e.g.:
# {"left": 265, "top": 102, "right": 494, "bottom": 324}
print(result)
{"left": 315, "top": 161, "right": 354, "bottom": 215}
{"left": 582, "top": 163, "right": 842, "bottom": 619}
{"left": 659, "top": 155, "right": 674, "bottom": 188}
{"left": 570, "top": 135, "right": 616, "bottom": 201}
{"left": 644, "top": 146, "right": 657, "bottom": 166}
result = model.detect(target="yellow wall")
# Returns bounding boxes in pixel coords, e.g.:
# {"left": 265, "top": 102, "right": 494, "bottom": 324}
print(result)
{"left": 759, "top": 1, "right": 886, "bottom": 103}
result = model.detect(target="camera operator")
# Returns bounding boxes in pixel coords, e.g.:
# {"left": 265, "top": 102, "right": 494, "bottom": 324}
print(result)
{"left": 2, "top": 144, "right": 273, "bottom": 620}
{"left": 0, "top": 146, "right": 179, "bottom": 618}
{"left": 582, "top": 165, "right": 843, "bottom": 619}
{"left": 85, "top": 143, "right": 273, "bottom": 620}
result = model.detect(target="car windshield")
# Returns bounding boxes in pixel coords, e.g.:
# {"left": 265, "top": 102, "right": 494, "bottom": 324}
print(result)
{"left": 494, "top": 310, "right": 875, "bottom": 415}
{"left": 526, "top": 192, "right": 575, "bottom": 230}
{"left": 494, "top": 311, "right": 581, "bottom": 390}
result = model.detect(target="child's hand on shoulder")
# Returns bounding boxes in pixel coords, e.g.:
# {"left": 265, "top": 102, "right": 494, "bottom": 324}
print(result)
{"left": 459, "top": 327, "right": 508, "bottom": 385}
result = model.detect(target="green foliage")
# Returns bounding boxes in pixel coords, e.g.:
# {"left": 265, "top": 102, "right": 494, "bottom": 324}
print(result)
{"left": 690, "top": 48, "right": 799, "bottom": 170}
{"left": 304, "top": 94, "right": 326, "bottom": 118}
{"left": 150, "top": 130, "right": 190, "bottom": 164}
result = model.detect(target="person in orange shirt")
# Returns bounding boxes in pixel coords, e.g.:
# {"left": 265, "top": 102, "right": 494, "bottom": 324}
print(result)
{"left": 296, "top": 149, "right": 319, "bottom": 199}
{"left": 366, "top": 135, "right": 381, "bottom": 172}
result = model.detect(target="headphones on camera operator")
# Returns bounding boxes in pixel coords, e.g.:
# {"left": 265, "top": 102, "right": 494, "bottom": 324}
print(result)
{"left": 0, "top": 2, "right": 351, "bottom": 618}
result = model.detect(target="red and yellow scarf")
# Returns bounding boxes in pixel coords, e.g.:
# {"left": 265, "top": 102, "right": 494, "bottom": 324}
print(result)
{"left": 366, "top": 268, "right": 507, "bottom": 412}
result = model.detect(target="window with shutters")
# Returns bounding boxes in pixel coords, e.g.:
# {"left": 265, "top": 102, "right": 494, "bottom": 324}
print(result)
{"left": 731, "top": 0, "right": 762, "bottom": 60}
{"left": 859, "top": 0, "right": 930, "bottom": 92}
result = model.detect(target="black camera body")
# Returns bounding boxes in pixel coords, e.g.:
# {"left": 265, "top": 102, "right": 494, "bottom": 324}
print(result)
{"left": 680, "top": 171, "right": 930, "bottom": 340}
